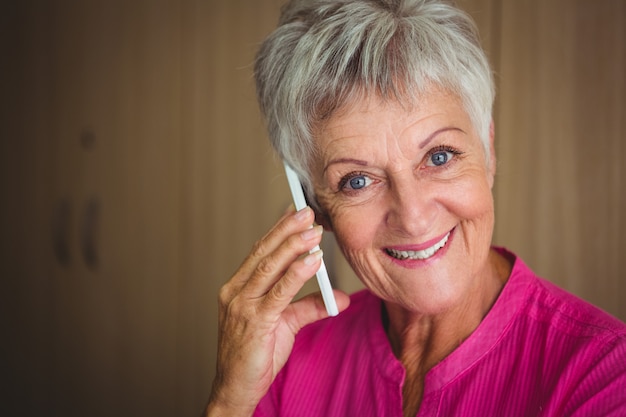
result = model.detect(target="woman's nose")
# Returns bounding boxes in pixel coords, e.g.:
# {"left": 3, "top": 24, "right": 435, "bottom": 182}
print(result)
{"left": 384, "top": 177, "right": 438, "bottom": 237}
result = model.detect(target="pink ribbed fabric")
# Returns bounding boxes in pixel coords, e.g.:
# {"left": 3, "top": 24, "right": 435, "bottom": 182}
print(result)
{"left": 254, "top": 248, "right": 626, "bottom": 416}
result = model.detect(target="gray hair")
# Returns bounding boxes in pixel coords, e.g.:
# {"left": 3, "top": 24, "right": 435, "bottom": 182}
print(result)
{"left": 254, "top": 0, "right": 495, "bottom": 206}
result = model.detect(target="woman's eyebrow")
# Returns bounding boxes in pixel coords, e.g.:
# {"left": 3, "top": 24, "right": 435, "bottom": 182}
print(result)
{"left": 419, "top": 127, "right": 463, "bottom": 149}
{"left": 324, "top": 158, "right": 369, "bottom": 174}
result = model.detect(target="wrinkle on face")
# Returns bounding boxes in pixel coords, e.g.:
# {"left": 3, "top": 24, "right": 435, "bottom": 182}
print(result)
{"left": 309, "top": 86, "right": 497, "bottom": 317}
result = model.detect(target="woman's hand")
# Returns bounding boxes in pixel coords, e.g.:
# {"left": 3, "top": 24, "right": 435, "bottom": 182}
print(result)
{"left": 204, "top": 207, "right": 349, "bottom": 417}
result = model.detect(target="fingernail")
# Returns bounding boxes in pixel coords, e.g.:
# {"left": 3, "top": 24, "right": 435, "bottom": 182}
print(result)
{"left": 301, "top": 225, "right": 322, "bottom": 241}
{"left": 295, "top": 206, "right": 311, "bottom": 221}
{"left": 304, "top": 250, "right": 323, "bottom": 265}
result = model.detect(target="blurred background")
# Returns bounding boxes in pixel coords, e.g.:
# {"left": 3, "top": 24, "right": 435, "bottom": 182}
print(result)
{"left": 0, "top": 0, "right": 623, "bottom": 416}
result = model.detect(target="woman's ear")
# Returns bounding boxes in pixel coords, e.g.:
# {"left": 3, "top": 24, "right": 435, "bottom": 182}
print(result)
{"left": 314, "top": 208, "right": 333, "bottom": 231}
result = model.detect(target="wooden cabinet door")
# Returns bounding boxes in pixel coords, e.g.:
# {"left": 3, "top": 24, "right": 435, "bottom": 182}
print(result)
{"left": 49, "top": 1, "right": 182, "bottom": 416}
{"left": 1, "top": 1, "right": 182, "bottom": 416}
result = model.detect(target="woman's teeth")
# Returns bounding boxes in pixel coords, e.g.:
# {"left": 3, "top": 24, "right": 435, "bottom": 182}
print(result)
{"left": 386, "top": 232, "right": 450, "bottom": 260}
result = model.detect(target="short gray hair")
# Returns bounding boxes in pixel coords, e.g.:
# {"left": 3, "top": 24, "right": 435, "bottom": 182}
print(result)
{"left": 254, "top": 0, "right": 495, "bottom": 205}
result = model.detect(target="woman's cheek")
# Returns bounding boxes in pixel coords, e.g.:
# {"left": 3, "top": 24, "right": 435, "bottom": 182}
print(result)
{"left": 317, "top": 188, "right": 374, "bottom": 230}
{"left": 329, "top": 202, "right": 382, "bottom": 254}
{"left": 443, "top": 166, "right": 494, "bottom": 217}
{"left": 462, "top": 176, "right": 494, "bottom": 218}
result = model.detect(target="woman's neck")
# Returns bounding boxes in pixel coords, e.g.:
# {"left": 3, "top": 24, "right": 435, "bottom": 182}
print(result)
{"left": 382, "top": 248, "right": 513, "bottom": 417}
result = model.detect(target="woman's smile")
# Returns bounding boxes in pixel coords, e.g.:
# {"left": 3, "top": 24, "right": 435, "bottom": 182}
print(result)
{"left": 384, "top": 227, "right": 453, "bottom": 263}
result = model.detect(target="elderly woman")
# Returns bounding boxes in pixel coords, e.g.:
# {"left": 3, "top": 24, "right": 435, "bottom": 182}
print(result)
{"left": 204, "top": 0, "right": 626, "bottom": 416}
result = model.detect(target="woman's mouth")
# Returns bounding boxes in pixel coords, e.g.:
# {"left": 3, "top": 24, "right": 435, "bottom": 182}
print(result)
{"left": 385, "top": 231, "right": 451, "bottom": 261}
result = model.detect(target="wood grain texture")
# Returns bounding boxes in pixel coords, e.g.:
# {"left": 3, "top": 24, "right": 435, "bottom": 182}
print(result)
{"left": 493, "top": 0, "right": 625, "bottom": 320}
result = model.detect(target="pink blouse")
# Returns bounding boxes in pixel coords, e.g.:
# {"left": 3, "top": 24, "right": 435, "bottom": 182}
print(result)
{"left": 254, "top": 248, "right": 626, "bottom": 416}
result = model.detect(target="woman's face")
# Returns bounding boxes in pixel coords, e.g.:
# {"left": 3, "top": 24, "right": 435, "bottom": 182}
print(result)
{"left": 312, "top": 88, "right": 496, "bottom": 314}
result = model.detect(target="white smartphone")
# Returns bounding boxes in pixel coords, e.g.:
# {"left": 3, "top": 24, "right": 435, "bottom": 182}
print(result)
{"left": 283, "top": 161, "right": 339, "bottom": 316}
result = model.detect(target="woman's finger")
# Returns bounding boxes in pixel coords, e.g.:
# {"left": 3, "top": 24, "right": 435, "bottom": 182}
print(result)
{"left": 229, "top": 207, "right": 315, "bottom": 291}
{"left": 282, "top": 289, "right": 351, "bottom": 332}
{"left": 241, "top": 225, "right": 323, "bottom": 299}
{"left": 258, "top": 249, "right": 324, "bottom": 312}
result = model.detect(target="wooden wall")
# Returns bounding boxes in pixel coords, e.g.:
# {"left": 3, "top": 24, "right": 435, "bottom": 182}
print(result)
{"left": 492, "top": 0, "right": 626, "bottom": 322}
{"left": 0, "top": 1, "right": 623, "bottom": 416}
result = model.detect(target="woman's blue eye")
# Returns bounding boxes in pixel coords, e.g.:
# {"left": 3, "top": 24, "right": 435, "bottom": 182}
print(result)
{"left": 341, "top": 174, "right": 372, "bottom": 191}
{"left": 430, "top": 151, "right": 452, "bottom": 166}
{"left": 349, "top": 176, "right": 368, "bottom": 189}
